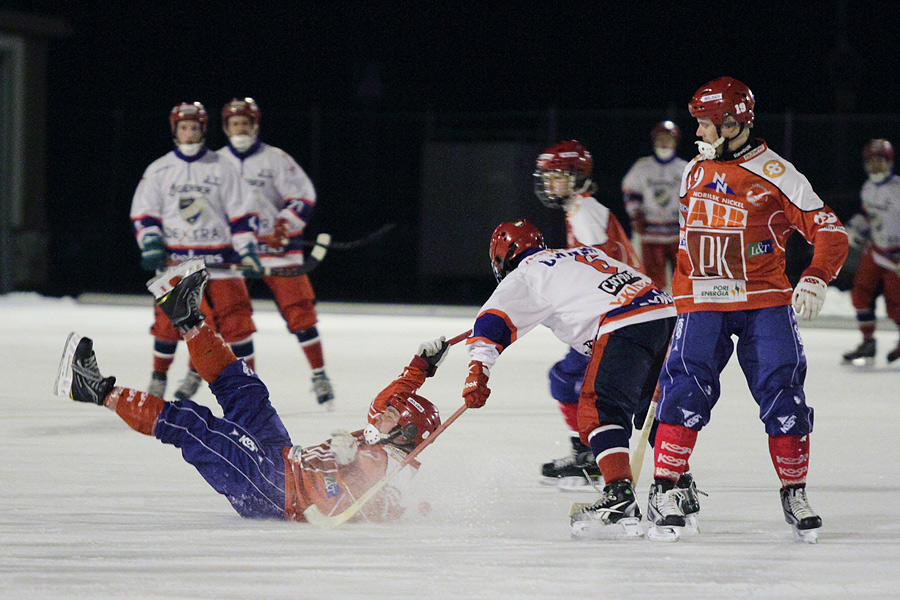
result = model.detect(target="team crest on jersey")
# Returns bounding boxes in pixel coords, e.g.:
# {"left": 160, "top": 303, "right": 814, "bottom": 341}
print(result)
{"left": 703, "top": 172, "right": 735, "bottom": 195}
{"left": 652, "top": 187, "right": 671, "bottom": 207}
{"left": 179, "top": 195, "right": 208, "bottom": 224}
{"left": 763, "top": 160, "right": 785, "bottom": 178}
{"left": 686, "top": 166, "right": 705, "bottom": 190}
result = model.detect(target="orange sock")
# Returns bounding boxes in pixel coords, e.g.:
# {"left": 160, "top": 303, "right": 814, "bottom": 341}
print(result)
{"left": 107, "top": 387, "right": 165, "bottom": 436}
{"left": 597, "top": 451, "right": 633, "bottom": 484}
{"left": 184, "top": 324, "right": 238, "bottom": 383}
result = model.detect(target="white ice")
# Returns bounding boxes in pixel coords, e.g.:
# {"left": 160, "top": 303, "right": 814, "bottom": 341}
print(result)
{"left": 2, "top": 291, "right": 899, "bottom": 599}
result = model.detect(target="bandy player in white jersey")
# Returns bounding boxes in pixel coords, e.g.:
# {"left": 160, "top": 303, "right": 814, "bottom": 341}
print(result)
{"left": 216, "top": 98, "right": 334, "bottom": 409}
{"left": 130, "top": 102, "right": 261, "bottom": 401}
{"left": 843, "top": 139, "right": 900, "bottom": 364}
{"left": 459, "top": 220, "right": 678, "bottom": 538}
{"left": 533, "top": 140, "right": 642, "bottom": 489}
{"left": 621, "top": 121, "right": 688, "bottom": 289}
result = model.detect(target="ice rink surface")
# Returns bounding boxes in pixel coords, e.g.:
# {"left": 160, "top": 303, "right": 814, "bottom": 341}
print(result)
{"left": 2, "top": 292, "right": 899, "bottom": 599}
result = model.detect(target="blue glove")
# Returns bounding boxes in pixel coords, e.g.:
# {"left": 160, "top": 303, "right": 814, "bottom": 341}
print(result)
{"left": 140, "top": 234, "right": 166, "bottom": 271}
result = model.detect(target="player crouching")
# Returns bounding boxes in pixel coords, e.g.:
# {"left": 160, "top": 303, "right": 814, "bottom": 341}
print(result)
{"left": 54, "top": 258, "right": 447, "bottom": 523}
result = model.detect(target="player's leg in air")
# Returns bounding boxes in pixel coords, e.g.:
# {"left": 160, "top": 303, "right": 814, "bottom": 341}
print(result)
{"left": 55, "top": 259, "right": 291, "bottom": 519}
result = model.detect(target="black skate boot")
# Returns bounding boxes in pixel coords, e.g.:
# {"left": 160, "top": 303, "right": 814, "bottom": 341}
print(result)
{"left": 541, "top": 436, "right": 602, "bottom": 490}
{"left": 842, "top": 338, "right": 876, "bottom": 365}
{"left": 675, "top": 472, "right": 707, "bottom": 533}
{"left": 148, "top": 372, "right": 167, "bottom": 398}
{"left": 780, "top": 484, "right": 822, "bottom": 544}
{"left": 570, "top": 480, "right": 643, "bottom": 539}
{"left": 887, "top": 341, "right": 900, "bottom": 363}
{"left": 54, "top": 332, "right": 116, "bottom": 405}
{"left": 146, "top": 259, "right": 209, "bottom": 331}
{"left": 647, "top": 481, "right": 686, "bottom": 542}
{"left": 311, "top": 372, "right": 335, "bottom": 411}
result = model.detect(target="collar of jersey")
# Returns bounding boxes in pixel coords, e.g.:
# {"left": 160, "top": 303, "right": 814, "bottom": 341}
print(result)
{"left": 229, "top": 139, "right": 263, "bottom": 160}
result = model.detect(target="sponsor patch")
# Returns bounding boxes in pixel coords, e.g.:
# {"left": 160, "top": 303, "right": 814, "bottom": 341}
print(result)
{"left": 763, "top": 160, "right": 785, "bottom": 178}
{"left": 700, "top": 93, "right": 723, "bottom": 102}
{"left": 691, "top": 278, "right": 747, "bottom": 303}
{"left": 324, "top": 473, "right": 342, "bottom": 498}
{"left": 746, "top": 239, "right": 773, "bottom": 257}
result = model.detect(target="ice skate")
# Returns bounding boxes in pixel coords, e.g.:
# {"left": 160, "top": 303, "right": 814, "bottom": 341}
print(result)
{"left": 675, "top": 472, "right": 706, "bottom": 534}
{"left": 174, "top": 370, "right": 203, "bottom": 401}
{"left": 311, "top": 372, "right": 335, "bottom": 411}
{"left": 887, "top": 341, "right": 900, "bottom": 363}
{"left": 146, "top": 259, "right": 209, "bottom": 331}
{"left": 148, "top": 372, "right": 167, "bottom": 398}
{"left": 570, "top": 480, "right": 643, "bottom": 540}
{"left": 780, "top": 484, "right": 821, "bottom": 544}
{"left": 54, "top": 332, "right": 116, "bottom": 405}
{"left": 541, "top": 437, "right": 602, "bottom": 490}
{"left": 842, "top": 338, "right": 876, "bottom": 366}
{"left": 646, "top": 482, "right": 686, "bottom": 542}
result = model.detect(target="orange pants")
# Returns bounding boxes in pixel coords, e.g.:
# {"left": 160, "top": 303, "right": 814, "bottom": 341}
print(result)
{"left": 263, "top": 274, "right": 318, "bottom": 333}
{"left": 851, "top": 248, "right": 900, "bottom": 323}
{"left": 640, "top": 242, "right": 678, "bottom": 290}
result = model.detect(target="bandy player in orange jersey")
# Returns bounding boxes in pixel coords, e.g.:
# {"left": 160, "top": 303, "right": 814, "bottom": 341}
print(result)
{"left": 645, "top": 77, "right": 849, "bottom": 543}
{"left": 54, "top": 259, "right": 448, "bottom": 523}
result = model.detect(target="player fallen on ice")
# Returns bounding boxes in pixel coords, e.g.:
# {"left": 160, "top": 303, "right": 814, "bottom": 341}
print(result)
{"left": 647, "top": 77, "right": 848, "bottom": 543}
{"left": 54, "top": 259, "right": 446, "bottom": 523}
{"left": 460, "top": 220, "right": 699, "bottom": 539}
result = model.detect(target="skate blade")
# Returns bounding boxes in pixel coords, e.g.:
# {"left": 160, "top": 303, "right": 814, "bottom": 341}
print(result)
{"left": 647, "top": 524, "right": 682, "bottom": 542}
{"left": 842, "top": 356, "right": 874, "bottom": 367}
{"left": 571, "top": 517, "right": 643, "bottom": 540}
{"left": 557, "top": 476, "right": 600, "bottom": 492}
{"left": 54, "top": 332, "right": 81, "bottom": 397}
{"left": 792, "top": 526, "right": 818, "bottom": 544}
{"left": 145, "top": 258, "right": 206, "bottom": 299}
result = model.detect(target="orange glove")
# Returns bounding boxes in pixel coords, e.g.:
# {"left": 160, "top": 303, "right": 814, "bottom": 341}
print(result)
{"left": 462, "top": 361, "right": 491, "bottom": 408}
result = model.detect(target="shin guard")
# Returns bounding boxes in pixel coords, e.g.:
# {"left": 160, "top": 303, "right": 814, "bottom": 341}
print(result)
{"left": 107, "top": 387, "right": 165, "bottom": 436}
{"left": 185, "top": 324, "right": 238, "bottom": 383}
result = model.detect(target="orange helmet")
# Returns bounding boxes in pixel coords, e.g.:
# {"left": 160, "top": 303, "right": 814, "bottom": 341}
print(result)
{"left": 489, "top": 220, "right": 546, "bottom": 282}
{"left": 533, "top": 140, "right": 593, "bottom": 208}
{"left": 169, "top": 102, "right": 208, "bottom": 136}
{"left": 688, "top": 77, "right": 755, "bottom": 127}
{"left": 221, "top": 97, "right": 261, "bottom": 127}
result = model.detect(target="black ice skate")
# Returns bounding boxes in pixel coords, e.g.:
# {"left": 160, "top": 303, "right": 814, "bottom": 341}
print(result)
{"left": 148, "top": 372, "right": 167, "bottom": 398}
{"left": 887, "top": 341, "right": 900, "bottom": 363}
{"left": 541, "top": 436, "right": 602, "bottom": 490}
{"left": 842, "top": 338, "right": 876, "bottom": 366}
{"left": 146, "top": 259, "right": 209, "bottom": 331}
{"left": 311, "top": 372, "right": 335, "bottom": 411}
{"left": 54, "top": 332, "right": 116, "bottom": 405}
{"left": 570, "top": 480, "right": 643, "bottom": 539}
{"left": 675, "top": 472, "right": 707, "bottom": 533}
{"left": 780, "top": 484, "right": 822, "bottom": 544}
{"left": 647, "top": 482, "right": 686, "bottom": 542}
{"left": 174, "top": 370, "right": 203, "bottom": 401}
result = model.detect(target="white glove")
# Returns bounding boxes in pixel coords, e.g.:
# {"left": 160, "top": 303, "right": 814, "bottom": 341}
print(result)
{"left": 846, "top": 214, "right": 871, "bottom": 249}
{"left": 417, "top": 336, "right": 448, "bottom": 367}
{"left": 329, "top": 430, "right": 358, "bottom": 466}
{"left": 792, "top": 276, "right": 827, "bottom": 321}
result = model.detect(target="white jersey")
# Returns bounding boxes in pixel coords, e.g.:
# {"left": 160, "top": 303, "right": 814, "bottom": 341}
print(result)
{"left": 621, "top": 155, "right": 687, "bottom": 244}
{"left": 860, "top": 173, "right": 900, "bottom": 268}
{"left": 466, "top": 246, "right": 676, "bottom": 368}
{"left": 218, "top": 142, "right": 316, "bottom": 267}
{"left": 130, "top": 147, "right": 256, "bottom": 278}
{"left": 563, "top": 193, "right": 641, "bottom": 268}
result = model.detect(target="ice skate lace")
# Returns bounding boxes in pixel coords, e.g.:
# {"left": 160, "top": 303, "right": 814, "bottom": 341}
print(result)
{"left": 656, "top": 488, "right": 685, "bottom": 517}
{"left": 311, "top": 374, "right": 334, "bottom": 398}
{"left": 786, "top": 488, "right": 816, "bottom": 520}
{"left": 74, "top": 353, "right": 101, "bottom": 384}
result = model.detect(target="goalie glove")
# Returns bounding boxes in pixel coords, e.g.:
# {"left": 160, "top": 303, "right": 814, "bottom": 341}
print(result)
{"left": 792, "top": 275, "right": 827, "bottom": 321}
{"left": 409, "top": 336, "right": 450, "bottom": 377}
{"left": 462, "top": 361, "right": 490, "bottom": 408}
{"left": 139, "top": 234, "right": 166, "bottom": 272}
{"left": 329, "top": 430, "right": 359, "bottom": 466}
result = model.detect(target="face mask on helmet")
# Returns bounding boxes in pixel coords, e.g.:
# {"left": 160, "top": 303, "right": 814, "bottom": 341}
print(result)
{"left": 533, "top": 141, "right": 593, "bottom": 208}
{"left": 363, "top": 394, "right": 440, "bottom": 449}
{"left": 863, "top": 139, "right": 894, "bottom": 183}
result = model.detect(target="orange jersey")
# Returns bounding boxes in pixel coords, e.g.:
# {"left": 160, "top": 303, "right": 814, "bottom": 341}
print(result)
{"left": 282, "top": 365, "right": 427, "bottom": 523}
{"left": 673, "top": 140, "right": 848, "bottom": 312}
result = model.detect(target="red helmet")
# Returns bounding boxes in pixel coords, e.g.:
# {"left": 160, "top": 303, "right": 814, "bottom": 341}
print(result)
{"left": 651, "top": 120, "right": 681, "bottom": 144}
{"left": 169, "top": 102, "right": 208, "bottom": 136}
{"left": 489, "top": 220, "right": 546, "bottom": 282}
{"left": 533, "top": 140, "right": 593, "bottom": 208}
{"left": 688, "top": 77, "right": 755, "bottom": 127}
{"left": 368, "top": 393, "right": 441, "bottom": 448}
{"left": 221, "top": 97, "right": 261, "bottom": 127}
{"left": 862, "top": 139, "right": 894, "bottom": 163}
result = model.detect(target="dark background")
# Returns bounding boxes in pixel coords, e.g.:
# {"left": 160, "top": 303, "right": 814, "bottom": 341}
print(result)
{"left": 9, "top": 1, "right": 900, "bottom": 304}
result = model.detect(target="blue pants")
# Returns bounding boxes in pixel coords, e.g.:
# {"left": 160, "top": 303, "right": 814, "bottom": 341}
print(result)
{"left": 154, "top": 360, "right": 293, "bottom": 519}
{"left": 549, "top": 347, "right": 590, "bottom": 405}
{"left": 657, "top": 305, "right": 814, "bottom": 437}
